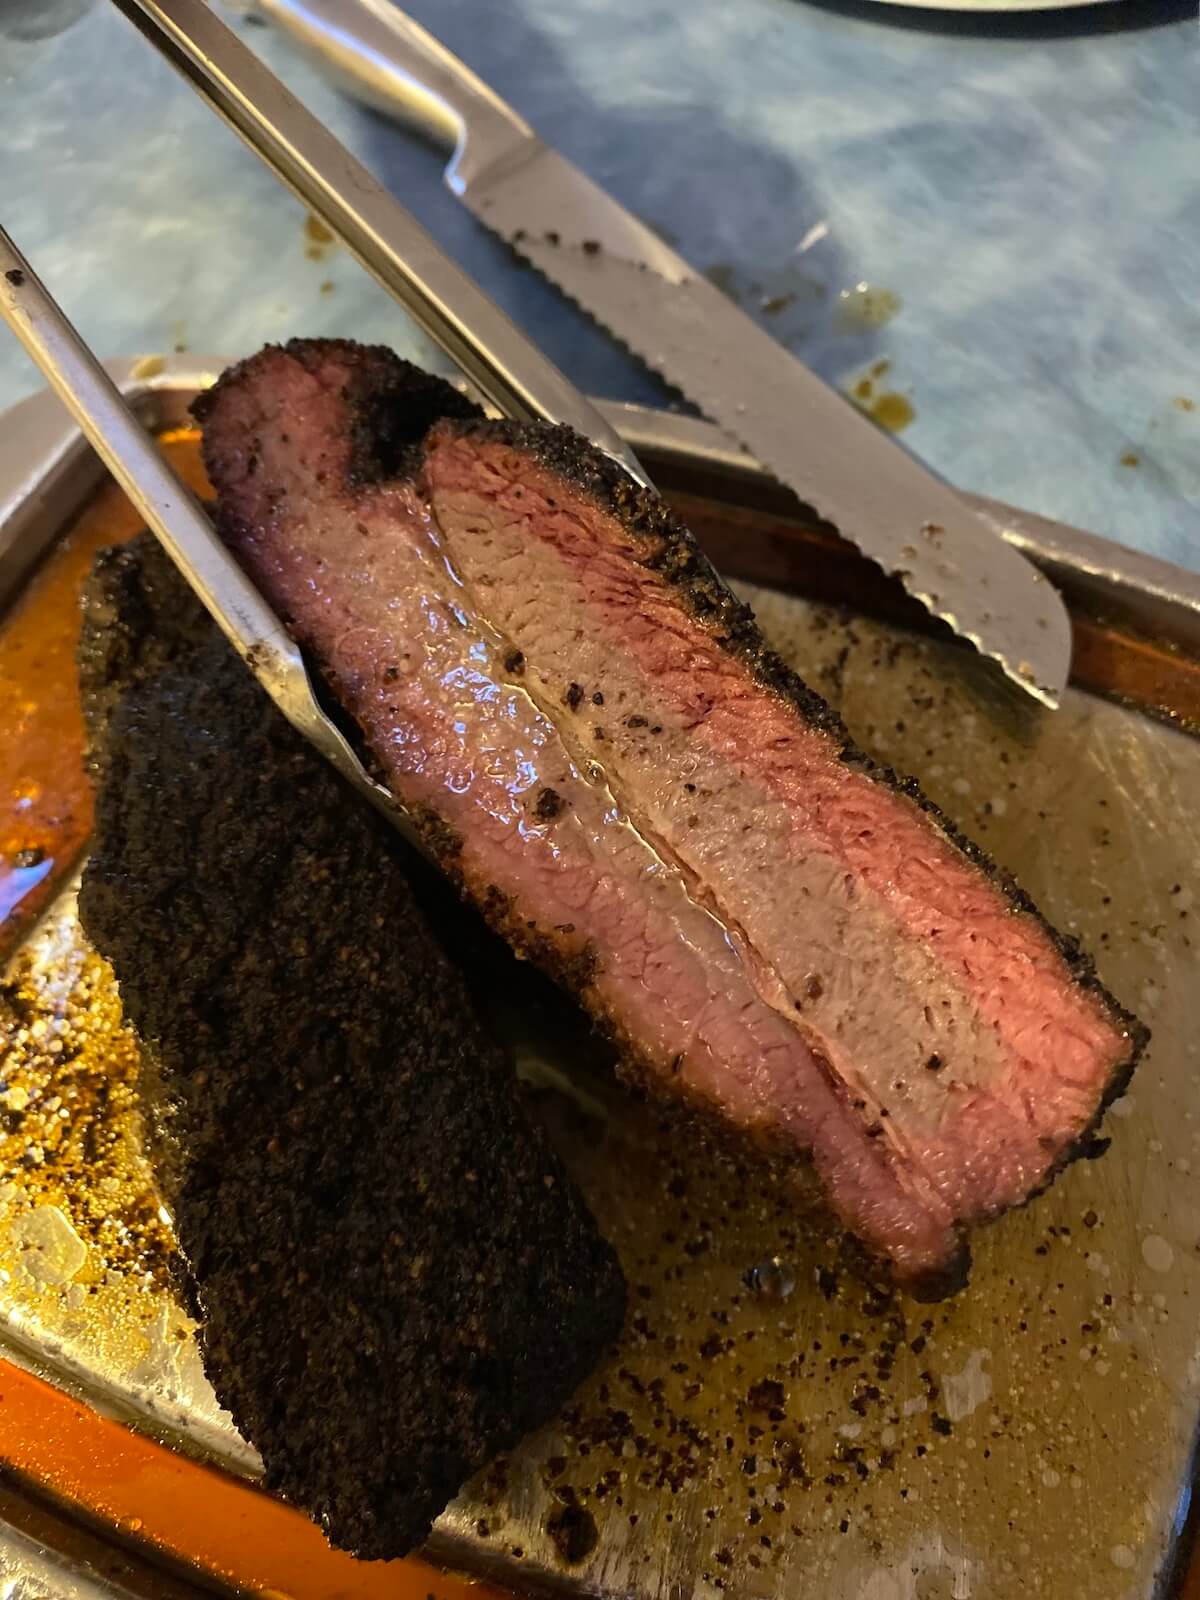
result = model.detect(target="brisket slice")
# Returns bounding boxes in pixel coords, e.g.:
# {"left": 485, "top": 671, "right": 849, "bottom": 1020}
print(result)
{"left": 76, "top": 535, "right": 626, "bottom": 1559}
{"left": 196, "top": 338, "right": 1147, "bottom": 1298}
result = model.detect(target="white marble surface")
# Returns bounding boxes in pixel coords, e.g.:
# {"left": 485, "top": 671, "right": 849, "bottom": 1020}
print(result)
{"left": 0, "top": 0, "right": 1197, "bottom": 568}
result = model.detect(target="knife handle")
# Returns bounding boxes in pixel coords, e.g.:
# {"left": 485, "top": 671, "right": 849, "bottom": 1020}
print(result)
{"left": 250, "top": 0, "right": 532, "bottom": 186}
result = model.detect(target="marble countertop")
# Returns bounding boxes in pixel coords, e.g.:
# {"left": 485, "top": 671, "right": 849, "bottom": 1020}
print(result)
{"left": 1, "top": 0, "right": 1196, "bottom": 568}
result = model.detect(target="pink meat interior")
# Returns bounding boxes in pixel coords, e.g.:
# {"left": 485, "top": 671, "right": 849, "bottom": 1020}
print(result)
{"left": 202, "top": 344, "right": 1137, "bottom": 1290}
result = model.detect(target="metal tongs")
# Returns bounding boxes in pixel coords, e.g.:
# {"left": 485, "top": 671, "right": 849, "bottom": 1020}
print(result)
{"left": 0, "top": 228, "right": 407, "bottom": 833}
{"left": 0, "top": 0, "right": 652, "bottom": 845}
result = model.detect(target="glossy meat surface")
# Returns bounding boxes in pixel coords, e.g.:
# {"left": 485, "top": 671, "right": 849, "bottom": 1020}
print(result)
{"left": 198, "top": 339, "right": 1146, "bottom": 1294}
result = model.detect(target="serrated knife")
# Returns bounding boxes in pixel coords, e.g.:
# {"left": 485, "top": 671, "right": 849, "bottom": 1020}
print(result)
{"left": 240, "top": 0, "right": 1072, "bottom": 709}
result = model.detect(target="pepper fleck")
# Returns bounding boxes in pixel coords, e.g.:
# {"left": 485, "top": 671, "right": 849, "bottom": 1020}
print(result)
{"left": 534, "top": 788, "right": 565, "bottom": 821}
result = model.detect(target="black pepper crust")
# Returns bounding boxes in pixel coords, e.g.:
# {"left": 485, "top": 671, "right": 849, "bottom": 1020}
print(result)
{"left": 76, "top": 537, "right": 625, "bottom": 1561}
{"left": 437, "top": 414, "right": 1149, "bottom": 1115}
{"left": 76, "top": 538, "right": 211, "bottom": 771}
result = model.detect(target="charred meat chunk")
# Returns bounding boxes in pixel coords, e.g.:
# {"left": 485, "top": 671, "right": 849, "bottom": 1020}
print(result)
{"left": 77, "top": 536, "right": 626, "bottom": 1559}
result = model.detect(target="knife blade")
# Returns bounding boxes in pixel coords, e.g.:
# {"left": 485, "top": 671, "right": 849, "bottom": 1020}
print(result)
{"left": 247, "top": 0, "right": 1071, "bottom": 708}
{"left": 115, "top": 0, "right": 650, "bottom": 487}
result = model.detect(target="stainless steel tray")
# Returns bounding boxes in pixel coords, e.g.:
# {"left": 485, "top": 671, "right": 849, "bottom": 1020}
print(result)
{"left": 2, "top": 359, "right": 1199, "bottom": 1600}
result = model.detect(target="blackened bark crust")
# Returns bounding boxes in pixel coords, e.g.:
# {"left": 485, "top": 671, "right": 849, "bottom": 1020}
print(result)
{"left": 77, "top": 536, "right": 625, "bottom": 1560}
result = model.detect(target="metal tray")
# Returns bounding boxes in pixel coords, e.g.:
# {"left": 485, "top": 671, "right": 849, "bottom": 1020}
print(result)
{"left": 2, "top": 358, "right": 1199, "bottom": 1600}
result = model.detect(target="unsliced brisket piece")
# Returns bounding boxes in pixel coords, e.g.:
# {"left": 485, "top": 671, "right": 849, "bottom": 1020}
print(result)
{"left": 77, "top": 535, "right": 626, "bottom": 1559}
{"left": 197, "top": 339, "right": 1147, "bottom": 1297}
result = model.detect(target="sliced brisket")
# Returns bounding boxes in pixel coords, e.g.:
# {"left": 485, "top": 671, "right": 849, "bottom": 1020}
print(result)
{"left": 197, "top": 338, "right": 1147, "bottom": 1297}
{"left": 76, "top": 535, "right": 626, "bottom": 1558}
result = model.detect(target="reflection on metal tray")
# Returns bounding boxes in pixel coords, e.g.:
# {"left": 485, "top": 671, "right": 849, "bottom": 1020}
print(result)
{"left": 1, "top": 360, "right": 1199, "bottom": 1600}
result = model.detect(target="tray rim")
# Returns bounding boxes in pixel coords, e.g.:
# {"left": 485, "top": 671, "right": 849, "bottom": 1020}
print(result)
{"left": 3, "top": 354, "right": 1200, "bottom": 653}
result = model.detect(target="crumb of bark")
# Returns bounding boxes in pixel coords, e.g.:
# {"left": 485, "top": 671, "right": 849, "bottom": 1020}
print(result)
{"left": 535, "top": 788, "right": 565, "bottom": 821}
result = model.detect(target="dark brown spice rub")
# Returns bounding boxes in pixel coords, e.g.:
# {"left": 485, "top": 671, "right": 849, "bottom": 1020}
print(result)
{"left": 76, "top": 538, "right": 212, "bottom": 770}
{"left": 76, "top": 536, "right": 625, "bottom": 1559}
